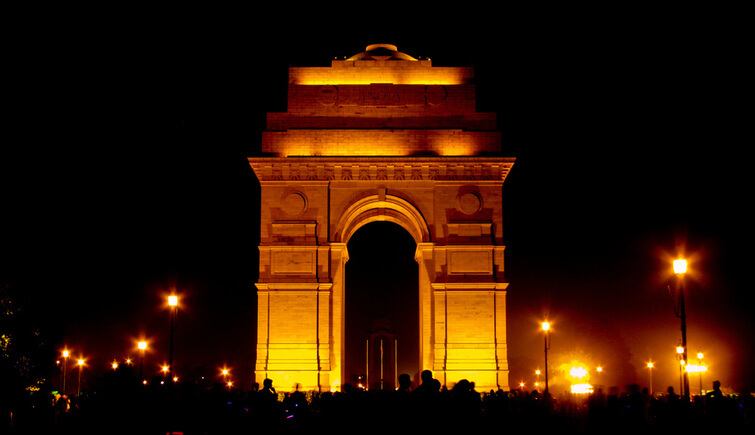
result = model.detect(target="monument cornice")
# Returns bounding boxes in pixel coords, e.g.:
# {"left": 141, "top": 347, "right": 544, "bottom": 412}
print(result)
{"left": 248, "top": 156, "right": 515, "bottom": 182}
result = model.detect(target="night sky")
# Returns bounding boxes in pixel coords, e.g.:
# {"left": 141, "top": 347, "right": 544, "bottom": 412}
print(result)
{"left": 3, "top": 11, "right": 752, "bottom": 394}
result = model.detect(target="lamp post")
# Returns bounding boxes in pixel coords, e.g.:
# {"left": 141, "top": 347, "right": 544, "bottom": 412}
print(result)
{"left": 647, "top": 362, "right": 654, "bottom": 395}
{"left": 674, "top": 259, "right": 690, "bottom": 400}
{"left": 138, "top": 341, "right": 147, "bottom": 382}
{"left": 676, "top": 342, "right": 684, "bottom": 395}
{"left": 61, "top": 349, "right": 69, "bottom": 395}
{"left": 77, "top": 358, "right": 84, "bottom": 396}
{"left": 697, "top": 349, "right": 704, "bottom": 395}
{"left": 168, "top": 294, "right": 178, "bottom": 385}
{"left": 542, "top": 321, "right": 550, "bottom": 394}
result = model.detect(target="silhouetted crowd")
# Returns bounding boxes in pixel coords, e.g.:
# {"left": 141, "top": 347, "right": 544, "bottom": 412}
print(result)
{"left": 5, "top": 370, "right": 753, "bottom": 434}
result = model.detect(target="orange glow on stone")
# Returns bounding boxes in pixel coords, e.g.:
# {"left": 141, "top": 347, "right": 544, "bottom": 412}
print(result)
{"left": 291, "top": 65, "right": 471, "bottom": 86}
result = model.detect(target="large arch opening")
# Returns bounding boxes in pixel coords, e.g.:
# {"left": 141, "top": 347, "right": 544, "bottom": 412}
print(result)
{"left": 345, "top": 221, "right": 419, "bottom": 388}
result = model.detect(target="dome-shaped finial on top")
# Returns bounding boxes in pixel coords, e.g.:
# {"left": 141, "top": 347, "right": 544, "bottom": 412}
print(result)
{"left": 346, "top": 44, "right": 418, "bottom": 61}
{"left": 365, "top": 43, "right": 398, "bottom": 52}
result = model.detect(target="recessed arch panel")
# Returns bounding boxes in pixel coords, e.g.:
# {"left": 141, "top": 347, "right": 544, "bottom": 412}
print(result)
{"left": 335, "top": 194, "right": 431, "bottom": 245}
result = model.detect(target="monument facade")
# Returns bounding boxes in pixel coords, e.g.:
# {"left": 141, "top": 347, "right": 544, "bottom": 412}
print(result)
{"left": 248, "top": 44, "right": 515, "bottom": 392}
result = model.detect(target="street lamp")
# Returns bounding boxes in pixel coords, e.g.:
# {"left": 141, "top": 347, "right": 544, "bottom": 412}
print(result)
{"left": 676, "top": 342, "right": 685, "bottom": 395}
{"left": 646, "top": 362, "right": 654, "bottom": 395}
{"left": 138, "top": 341, "right": 147, "bottom": 382}
{"left": 697, "top": 349, "right": 704, "bottom": 395}
{"left": 673, "top": 258, "right": 690, "bottom": 400}
{"left": 542, "top": 321, "right": 550, "bottom": 394}
{"left": 168, "top": 294, "right": 178, "bottom": 385}
{"left": 77, "top": 358, "right": 85, "bottom": 396}
{"left": 61, "top": 349, "right": 70, "bottom": 395}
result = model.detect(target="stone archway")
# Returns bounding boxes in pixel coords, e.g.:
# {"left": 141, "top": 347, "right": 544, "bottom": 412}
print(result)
{"left": 344, "top": 222, "right": 418, "bottom": 389}
{"left": 248, "top": 44, "right": 514, "bottom": 392}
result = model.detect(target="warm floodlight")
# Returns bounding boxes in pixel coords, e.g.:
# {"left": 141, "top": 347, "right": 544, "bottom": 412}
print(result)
{"left": 677, "top": 346, "right": 684, "bottom": 354}
{"left": 112, "top": 361, "right": 119, "bottom": 370}
{"left": 597, "top": 366, "right": 603, "bottom": 372}
{"left": 542, "top": 321, "right": 550, "bottom": 331}
{"left": 78, "top": 359, "right": 84, "bottom": 366}
{"left": 570, "top": 366, "right": 588, "bottom": 379}
{"left": 63, "top": 350, "right": 69, "bottom": 358}
{"left": 697, "top": 351, "right": 704, "bottom": 360}
{"left": 685, "top": 364, "right": 707, "bottom": 374}
{"left": 162, "top": 365, "right": 169, "bottom": 373}
{"left": 647, "top": 362, "right": 654, "bottom": 368}
{"left": 168, "top": 295, "right": 178, "bottom": 306}
{"left": 138, "top": 341, "right": 147, "bottom": 350}
{"left": 673, "top": 259, "right": 687, "bottom": 275}
{"left": 571, "top": 383, "right": 593, "bottom": 394}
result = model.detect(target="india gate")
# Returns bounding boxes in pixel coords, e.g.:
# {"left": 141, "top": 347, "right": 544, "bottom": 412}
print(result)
{"left": 248, "top": 44, "right": 515, "bottom": 392}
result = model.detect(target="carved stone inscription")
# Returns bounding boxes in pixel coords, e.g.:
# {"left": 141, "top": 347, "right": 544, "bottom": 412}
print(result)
{"left": 271, "top": 250, "right": 316, "bottom": 275}
{"left": 449, "top": 250, "right": 492, "bottom": 274}
{"left": 318, "top": 84, "right": 447, "bottom": 107}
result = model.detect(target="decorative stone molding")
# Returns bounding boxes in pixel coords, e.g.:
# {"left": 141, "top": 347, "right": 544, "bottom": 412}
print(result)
{"left": 249, "top": 157, "right": 514, "bottom": 182}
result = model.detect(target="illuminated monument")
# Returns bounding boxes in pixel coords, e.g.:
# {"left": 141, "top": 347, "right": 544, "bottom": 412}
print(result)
{"left": 248, "top": 44, "right": 515, "bottom": 392}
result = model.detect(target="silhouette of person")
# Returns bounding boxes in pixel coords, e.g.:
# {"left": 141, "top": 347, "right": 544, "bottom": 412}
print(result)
{"left": 414, "top": 370, "right": 440, "bottom": 395}
{"left": 666, "top": 385, "right": 679, "bottom": 400}
{"left": 258, "top": 378, "right": 279, "bottom": 425}
{"left": 261, "top": 378, "right": 277, "bottom": 400}
{"left": 705, "top": 380, "right": 723, "bottom": 399}
{"left": 397, "top": 373, "right": 412, "bottom": 393}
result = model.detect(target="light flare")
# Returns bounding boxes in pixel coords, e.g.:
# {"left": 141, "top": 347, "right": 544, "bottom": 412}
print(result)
{"left": 571, "top": 383, "right": 594, "bottom": 394}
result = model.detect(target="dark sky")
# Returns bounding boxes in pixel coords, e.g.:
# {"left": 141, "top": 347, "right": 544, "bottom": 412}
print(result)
{"left": 3, "top": 10, "right": 752, "bottom": 393}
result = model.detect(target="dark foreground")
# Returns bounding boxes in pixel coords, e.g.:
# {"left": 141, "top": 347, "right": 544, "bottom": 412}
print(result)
{"left": 5, "top": 383, "right": 753, "bottom": 434}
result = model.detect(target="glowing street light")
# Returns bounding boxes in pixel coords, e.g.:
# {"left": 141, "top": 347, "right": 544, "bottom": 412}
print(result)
{"left": 542, "top": 321, "right": 551, "bottom": 394}
{"left": 167, "top": 294, "right": 179, "bottom": 385}
{"left": 676, "top": 342, "right": 685, "bottom": 395}
{"left": 112, "top": 360, "right": 119, "bottom": 370}
{"left": 77, "top": 358, "right": 85, "bottom": 396}
{"left": 673, "top": 259, "right": 688, "bottom": 274}
{"left": 61, "top": 349, "right": 70, "bottom": 395}
{"left": 138, "top": 340, "right": 147, "bottom": 382}
{"left": 694, "top": 348, "right": 705, "bottom": 395}
{"left": 673, "top": 258, "right": 690, "bottom": 400}
{"left": 646, "top": 362, "right": 654, "bottom": 395}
